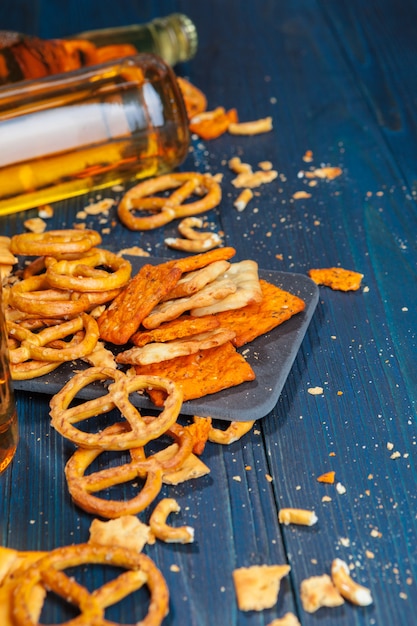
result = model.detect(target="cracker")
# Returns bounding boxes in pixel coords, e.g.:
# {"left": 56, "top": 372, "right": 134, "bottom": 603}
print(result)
{"left": 134, "top": 341, "right": 256, "bottom": 404}
{"left": 191, "top": 260, "right": 262, "bottom": 316}
{"left": 88, "top": 516, "right": 151, "bottom": 552}
{"left": 117, "top": 328, "right": 236, "bottom": 365}
{"left": 213, "top": 279, "right": 305, "bottom": 347}
{"left": 152, "top": 443, "right": 211, "bottom": 484}
{"left": 300, "top": 574, "right": 345, "bottom": 613}
{"left": 173, "top": 246, "right": 236, "bottom": 273}
{"left": 97, "top": 262, "right": 182, "bottom": 344}
{"left": 233, "top": 564, "right": 291, "bottom": 611}
{"left": 308, "top": 267, "right": 363, "bottom": 291}
{"left": 142, "top": 278, "right": 237, "bottom": 329}
{"left": 162, "top": 260, "right": 231, "bottom": 300}
{"left": 131, "top": 315, "right": 220, "bottom": 346}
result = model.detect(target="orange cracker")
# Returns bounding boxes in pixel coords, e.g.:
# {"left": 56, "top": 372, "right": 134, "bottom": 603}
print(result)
{"left": 308, "top": 267, "right": 363, "bottom": 291}
{"left": 131, "top": 315, "right": 220, "bottom": 346}
{"left": 213, "top": 279, "right": 306, "bottom": 348}
{"left": 135, "top": 341, "right": 255, "bottom": 405}
{"left": 98, "top": 263, "right": 182, "bottom": 344}
{"left": 173, "top": 246, "right": 236, "bottom": 274}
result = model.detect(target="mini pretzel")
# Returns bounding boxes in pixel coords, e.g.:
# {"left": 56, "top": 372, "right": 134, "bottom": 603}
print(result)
{"left": 10, "top": 359, "right": 60, "bottom": 380}
{"left": 8, "top": 314, "right": 99, "bottom": 363}
{"left": 165, "top": 217, "right": 222, "bottom": 252}
{"left": 50, "top": 367, "right": 183, "bottom": 450}
{"left": 149, "top": 498, "right": 194, "bottom": 543}
{"left": 117, "top": 172, "right": 222, "bottom": 231}
{"left": 10, "top": 229, "right": 101, "bottom": 256}
{"left": 9, "top": 275, "right": 120, "bottom": 318}
{"left": 331, "top": 558, "right": 373, "bottom": 606}
{"left": 278, "top": 508, "right": 318, "bottom": 527}
{"left": 207, "top": 418, "right": 256, "bottom": 444}
{"left": 45, "top": 249, "right": 131, "bottom": 292}
{"left": 11, "top": 543, "right": 169, "bottom": 626}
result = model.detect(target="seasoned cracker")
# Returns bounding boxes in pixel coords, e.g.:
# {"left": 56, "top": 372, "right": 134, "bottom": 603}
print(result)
{"left": 308, "top": 267, "right": 363, "bottom": 291}
{"left": 131, "top": 315, "right": 220, "bottom": 346}
{"left": 135, "top": 341, "right": 255, "bottom": 405}
{"left": 98, "top": 262, "right": 182, "bottom": 344}
{"left": 213, "top": 279, "right": 305, "bottom": 347}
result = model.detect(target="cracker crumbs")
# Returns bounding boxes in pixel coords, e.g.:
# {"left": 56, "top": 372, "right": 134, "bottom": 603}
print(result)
{"left": 118, "top": 246, "right": 150, "bottom": 257}
{"left": 37, "top": 204, "right": 54, "bottom": 219}
{"left": 279, "top": 508, "right": 318, "bottom": 526}
{"left": 317, "top": 471, "right": 335, "bottom": 484}
{"left": 336, "top": 482, "right": 346, "bottom": 495}
{"left": 292, "top": 191, "right": 312, "bottom": 200}
{"left": 170, "top": 564, "right": 181, "bottom": 572}
{"left": 233, "top": 564, "right": 291, "bottom": 611}
{"left": 307, "top": 386, "right": 324, "bottom": 395}
{"left": 23, "top": 217, "right": 46, "bottom": 233}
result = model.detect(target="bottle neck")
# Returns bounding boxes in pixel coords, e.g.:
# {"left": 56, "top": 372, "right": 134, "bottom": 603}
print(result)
{"left": 70, "top": 13, "right": 198, "bottom": 66}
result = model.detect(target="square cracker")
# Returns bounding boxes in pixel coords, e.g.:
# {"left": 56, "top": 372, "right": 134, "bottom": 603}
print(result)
{"left": 233, "top": 564, "right": 291, "bottom": 611}
{"left": 213, "top": 279, "right": 306, "bottom": 347}
{"left": 134, "top": 341, "right": 255, "bottom": 405}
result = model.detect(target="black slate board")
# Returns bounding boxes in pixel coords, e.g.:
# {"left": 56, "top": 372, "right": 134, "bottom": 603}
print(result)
{"left": 13, "top": 257, "right": 319, "bottom": 421}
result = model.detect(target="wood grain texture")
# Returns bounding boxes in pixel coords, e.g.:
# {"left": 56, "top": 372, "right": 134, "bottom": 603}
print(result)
{"left": 1, "top": 0, "right": 417, "bottom": 624}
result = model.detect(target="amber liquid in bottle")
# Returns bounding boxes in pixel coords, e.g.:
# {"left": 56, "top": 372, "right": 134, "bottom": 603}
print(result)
{"left": 0, "top": 54, "right": 190, "bottom": 215}
{"left": 0, "top": 404, "right": 18, "bottom": 473}
{"left": 0, "top": 286, "right": 18, "bottom": 474}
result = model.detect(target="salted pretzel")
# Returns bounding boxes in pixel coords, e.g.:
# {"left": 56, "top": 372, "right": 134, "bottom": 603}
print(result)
{"left": 50, "top": 367, "right": 183, "bottom": 450}
{"left": 9, "top": 275, "right": 121, "bottom": 318}
{"left": 11, "top": 543, "right": 169, "bottom": 626}
{"left": 8, "top": 314, "right": 99, "bottom": 364}
{"left": 45, "top": 248, "right": 131, "bottom": 292}
{"left": 10, "top": 229, "right": 101, "bottom": 257}
{"left": 64, "top": 420, "right": 194, "bottom": 518}
{"left": 117, "top": 172, "right": 222, "bottom": 231}
{"left": 10, "top": 359, "right": 60, "bottom": 380}
{"left": 149, "top": 498, "right": 194, "bottom": 544}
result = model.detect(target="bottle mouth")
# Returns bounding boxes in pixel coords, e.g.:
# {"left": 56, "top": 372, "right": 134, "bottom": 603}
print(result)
{"left": 170, "top": 13, "right": 198, "bottom": 62}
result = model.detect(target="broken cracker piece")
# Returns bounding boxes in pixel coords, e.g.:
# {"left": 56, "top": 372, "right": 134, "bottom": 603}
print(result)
{"left": 300, "top": 574, "right": 345, "bottom": 613}
{"left": 308, "top": 267, "right": 363, "bottom": 291}
{"left": 233, "top": 564, "right": 290, "bottom": 611}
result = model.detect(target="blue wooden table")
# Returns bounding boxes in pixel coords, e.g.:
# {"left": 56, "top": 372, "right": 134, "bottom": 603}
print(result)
{"left": 1, "top": 1, "right": 417, "bottom": 624}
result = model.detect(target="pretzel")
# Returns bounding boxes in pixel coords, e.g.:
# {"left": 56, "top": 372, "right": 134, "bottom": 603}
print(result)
{"left": 45, "top": 249, "right": 131, "bottom": 292}
{"left": 149, "top": 498, "right": 194, "bottom": 543}
{"left": 9, "top": 275, "right": 121, "bottom": 318}
{"left": 65, "top": 420, "right": 194, "bottom": 518}
{"left": 10, "top": 229, "right": 101, "bottom": 256}
{"left": 117, "top": 172, "right": 222, "bottom": 231}
{"left": 331, "top": 559, "right": 373, "bottom": 606}
{"left": 65, "top": 424, "right": 164, "bottom": 518}
{"left": 10, "top": 359, "right": 60, "bottom": 380}
{"left": 50, "top": 367, "right": 183, "bottom": 450}
{"left": 8, "top": 314, "right": 99, "bottom": 363}
{"left": 165, "top": 217, "right": 222, "bottom": 252}
{"left": 207, "top": 418, "right": 256, "bottom": 444}
{"left": 11, "top": 543, "right": 169, "bottom": 626}
{"left": 278, "top": 508, "right": 318, "bottom": 527}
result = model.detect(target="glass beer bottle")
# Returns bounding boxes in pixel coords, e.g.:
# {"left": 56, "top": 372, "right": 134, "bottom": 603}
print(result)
{"left": 0, "top": 284, "right": 18, "bottom": 473}
{"left": 0, "top": 53, "right": 190, "bottom": 215}
{"left": 0, "top": 13, "right": 198, "bottom": 85}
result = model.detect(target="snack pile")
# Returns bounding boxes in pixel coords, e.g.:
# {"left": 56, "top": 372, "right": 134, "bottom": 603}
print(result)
{"left": 4, "top": 229, "right": 306, "bottom": 405}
